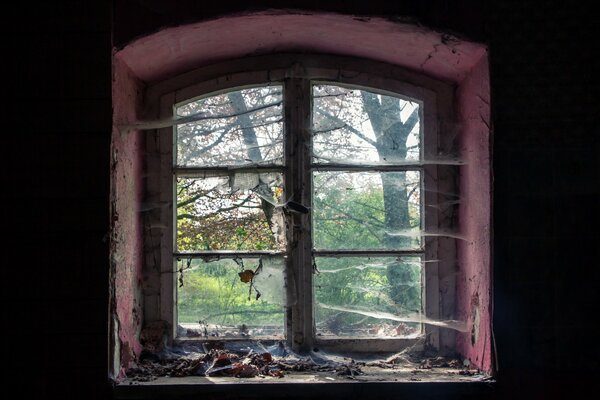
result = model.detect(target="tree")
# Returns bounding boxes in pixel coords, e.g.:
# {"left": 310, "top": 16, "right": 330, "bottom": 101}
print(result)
{"left": 361, "top": 90, "right": 421, "bottom": 311}
{"left": 176, "top": 84, "right": 423, "bottom": 336}
{"left": 312, "top": 85, "right": 422, "bottom": 316}
{"left": 176, "top": 86, "right": 285, "bottom": 251}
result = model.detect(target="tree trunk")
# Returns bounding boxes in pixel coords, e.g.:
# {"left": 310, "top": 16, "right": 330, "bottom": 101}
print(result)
{"left": 227, "top": 91, "right": 275, "bottom": 227}
{"left": 361, "top": 92, "right": 420, "bottom": 312}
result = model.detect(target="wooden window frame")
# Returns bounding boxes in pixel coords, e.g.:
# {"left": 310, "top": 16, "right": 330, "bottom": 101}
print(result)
{"left": 144, "top": 54, "right": 456, "bottom": 354}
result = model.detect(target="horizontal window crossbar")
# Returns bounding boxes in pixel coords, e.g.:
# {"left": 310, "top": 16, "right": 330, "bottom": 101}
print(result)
{"left": 311, "top": 163, "right": 423, "bottom": 172}
{"left": 174, "top": 250, "right": 285, "bottom": 259}
{"left": 174, "top": 166, "right": 283, "bottom": 177}
{"left": 314, "top": 337, "right": 422, "bottom": 353}
{"left": 313, "top": 249, "right": 424, "bottom": 257}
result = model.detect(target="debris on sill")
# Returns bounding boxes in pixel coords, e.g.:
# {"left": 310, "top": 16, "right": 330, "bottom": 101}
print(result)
{"left": 126, "top": 342, "right": 363, "bottom": 382}
{"left": 123, "top": 341, "right": 482, "bottom": 383}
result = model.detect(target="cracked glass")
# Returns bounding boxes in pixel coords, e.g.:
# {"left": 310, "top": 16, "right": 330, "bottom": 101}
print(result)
{"left": 177, "top": 257, "right": 285, "bottom": 338}
{"left": 176, "top": 174, "right": 286, "bottom": 252}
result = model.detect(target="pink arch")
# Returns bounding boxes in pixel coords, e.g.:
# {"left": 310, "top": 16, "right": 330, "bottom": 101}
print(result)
{"left": 115, "top": 11, "right": 486, "bottom": 84}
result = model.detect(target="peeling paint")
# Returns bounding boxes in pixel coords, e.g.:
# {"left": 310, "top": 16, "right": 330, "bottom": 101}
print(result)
{"left": 140, "top": 320, "right": 169, "bottom": 353}
{"left": 110, "top": 57, "right": 146, "bottom": 376}
{"left": 471, "top": 293, "right": 480, "bottom": 346}
{"left": 455, "top": 55, "right": 493, "bottom": 373}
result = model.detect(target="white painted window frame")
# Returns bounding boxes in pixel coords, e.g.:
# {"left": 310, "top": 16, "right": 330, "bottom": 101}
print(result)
{"left": 144, "top": 54, "right": 456, "bottom": 354}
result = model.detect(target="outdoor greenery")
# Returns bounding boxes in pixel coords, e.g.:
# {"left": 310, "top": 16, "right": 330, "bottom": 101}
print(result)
{"left": 175, "top": 84, "right": 423, "bottom": 337}
{"left": 177, "top": 258, "right": 284, "bottom": 335}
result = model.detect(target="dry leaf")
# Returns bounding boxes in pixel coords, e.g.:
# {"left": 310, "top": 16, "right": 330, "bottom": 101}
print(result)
{"left": 238, "top": 269, "right": 255, "bottom": 283}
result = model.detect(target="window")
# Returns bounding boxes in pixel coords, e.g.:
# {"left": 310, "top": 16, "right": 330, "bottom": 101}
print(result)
{"left": 111, "top": 16, "right": 493, "bottom": 385}
{"left": 145, "top": 55, "right": 458, "bottom": 354}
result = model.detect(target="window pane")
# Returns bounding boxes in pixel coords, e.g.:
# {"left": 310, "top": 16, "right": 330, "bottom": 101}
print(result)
{"left": 176, "top": 86, "right": 283, "bottom": 167}
{"left": 313, "top": 171, "right": 421, "bottom": 250}
{"left": 177, "top": 257, "right": 285, "bottom": 338}
{"left": 315, "top": 256, "right": 422, "bottom": 338}
{"left": 176, "top": 173, "right": 286, "bottom": 251}
{"left": 312, "top": 85, "right": 420, "bottom": 164}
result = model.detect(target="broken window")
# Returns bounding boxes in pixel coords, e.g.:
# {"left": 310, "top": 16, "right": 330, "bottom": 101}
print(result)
{"left": 162, "top": 78, "right": 454, "bottom": 352}
{"left": 176, "top": 173, "right": 285, "bottom": 252}
{"left": 177, "top": 257, "right": 285, "bottom": 338}
{"left": 173, "top": 86, "right": 288, "bottom": 339}
{"left": 141, "top": 60, "right": 464, "bottom": 360}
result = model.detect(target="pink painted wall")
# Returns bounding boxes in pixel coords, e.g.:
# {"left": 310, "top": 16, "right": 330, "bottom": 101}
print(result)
{"left": 116, "top": 11, "right": 486, "bottom": 84}
{"left": 110, "top": 57, "right": 145, "bottom": 377}
{"left": 112, "top": 11, "right": 491, "bottom": 373}
{"left": 456, "top": 56, "right": 493, "bottom": 373}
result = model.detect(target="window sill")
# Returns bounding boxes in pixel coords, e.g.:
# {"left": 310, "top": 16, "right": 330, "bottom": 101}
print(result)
{"left": 115, "top": 372, "right": 493, "bottom": 399}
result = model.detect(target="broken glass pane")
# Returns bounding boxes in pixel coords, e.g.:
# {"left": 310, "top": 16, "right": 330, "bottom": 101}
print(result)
{"left": 312, "top": 171, "right": 421, "bottom": 250}
{"left": 176, "top": 173, "right": 286, "bottom": 251}
{"left": 312, "top": 84, "right": 420, "bottom": 164}
{"left": 177, "top": 257, "right": 285, "bottom": 338}
{"left": 315, "top": 256, "right": 422, "bottom": 338}
{"left": 176, "top": 85, "right": 283, "bottom": 167}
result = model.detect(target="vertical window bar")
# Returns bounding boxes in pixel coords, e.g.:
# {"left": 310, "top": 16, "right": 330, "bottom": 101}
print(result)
{"left": 159, "top": 92, "right": 176, "bottom": 339}
{"left": 284, "top": 76, "right": 314, "bottom": 352}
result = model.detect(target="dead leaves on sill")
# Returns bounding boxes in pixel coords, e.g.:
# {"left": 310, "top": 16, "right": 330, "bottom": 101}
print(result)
{"left": 408, "top": 356, "right": 481, "bottom": 380}
{"left": 204, "top": 350, "right": 284, "bottom": 378}
{"left": 127, "top": 349, "right": 281, "bottom": 381}
{"left": 126, "top": 347, "right": 365, "bottom": 382}
{"left": 416, "top": 356, "right": 480, "bottom": 376}
{"left": 418, "top": 356, "right": 462, "bottom": 369}
{"left": 125, "top": 344, "right": 480, "bottom": 382}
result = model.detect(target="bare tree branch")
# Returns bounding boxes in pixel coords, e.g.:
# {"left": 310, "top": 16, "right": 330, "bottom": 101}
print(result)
{"left": 124, "top": 100, "right": 283, "bottom": 131}
{"left": 324, "top": 202, "right": 385, "bottom": 227}
{"left": 177, "top": 195, "right": 256, "bottom": 220}
{"left": 314, "top": 107, "right": 378, "bottom": 147}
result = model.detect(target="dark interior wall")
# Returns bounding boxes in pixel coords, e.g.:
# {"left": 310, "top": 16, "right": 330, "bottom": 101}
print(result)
{"left": 111, "top": 1, "right": 489, "bottom": 48}
{"left": 4, "top": 1, "right": 112, "bottom": 399}
{"left": 488, "top": 3, "right": 598, "bottom": 398}
{"left": 4, "top": 1, "right": 597, "bottom": 399}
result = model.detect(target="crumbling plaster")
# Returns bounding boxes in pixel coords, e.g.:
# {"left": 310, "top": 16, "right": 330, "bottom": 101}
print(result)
{"left": 456, "top": 56, "right": 493, "bottom": 373}
{"left": 111, "top": 11, "right": 491, "bottom": 374}
{"left": 110, "top": 57, "right": 145, "bottom": 377}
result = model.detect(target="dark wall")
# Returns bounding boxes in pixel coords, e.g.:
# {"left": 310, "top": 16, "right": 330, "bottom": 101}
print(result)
{"left": 4, "top": 1, "right": 112, "bottom": 399}
{"left": 4, "top": 1, "right": 597, "bottom": 399}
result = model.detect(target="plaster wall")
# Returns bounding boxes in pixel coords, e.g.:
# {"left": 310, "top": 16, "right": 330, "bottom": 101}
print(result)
{"left": 110, "top": 57, "right": 145, "bottom": 376}
{"left": 116, "top": 12, "right": 486, "bottom": 84}
{"left": 456, "top": 56, "right": 493, "bottom": 373}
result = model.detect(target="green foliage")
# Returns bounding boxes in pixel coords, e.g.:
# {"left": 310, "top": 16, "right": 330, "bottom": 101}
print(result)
{"left": 175, "top": 86, "right": 423, "bottom": 336}
{"left": 177, "top": 176, "right": 423, "bottom": 332}
{"left": 176, "top": 177, "right": 282, "bottom": 251}
{"left": 177, "top": 259, "right": 283, "bottom": 327}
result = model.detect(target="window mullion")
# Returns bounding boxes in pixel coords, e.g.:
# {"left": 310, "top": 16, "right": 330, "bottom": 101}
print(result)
{"left": 284, "top": 77, "right": 313, "bottom": 352}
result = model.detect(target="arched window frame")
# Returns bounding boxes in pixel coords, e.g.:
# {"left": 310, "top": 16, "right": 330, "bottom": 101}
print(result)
{"left": 143, "top": 53, "right": 458, "bottom": 354}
